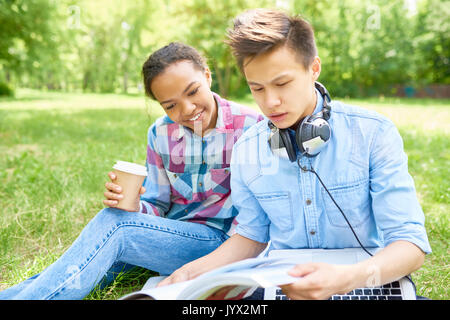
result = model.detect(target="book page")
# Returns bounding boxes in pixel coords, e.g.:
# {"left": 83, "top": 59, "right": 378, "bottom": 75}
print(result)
{"left": 120, "top": 256, "right": 300, "bottom": 300}
{"left": 196, "top": 285, "right": 255, "bottom": 300}
{"left": 142, "top": 275, "right": 168, "bottom": 290}
{"left": 178, "top": 262, "right": 299, "bottom": 299}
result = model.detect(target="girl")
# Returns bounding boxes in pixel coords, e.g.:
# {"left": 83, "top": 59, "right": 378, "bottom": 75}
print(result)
{"left": 0, "top": 42, "right": 263, "bottom": 300}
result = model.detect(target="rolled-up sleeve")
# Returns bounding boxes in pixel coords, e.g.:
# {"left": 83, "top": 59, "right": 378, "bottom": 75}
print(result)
{"left": 231, "top": 140, "right": 270, "bottom": 244}
{"left": 369, "top": 120, "right": 432, "bottom": 254}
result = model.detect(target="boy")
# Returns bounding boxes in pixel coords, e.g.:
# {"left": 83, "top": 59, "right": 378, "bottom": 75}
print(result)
{"left": 159, "top": 9, "right": 431, "bottom": 300}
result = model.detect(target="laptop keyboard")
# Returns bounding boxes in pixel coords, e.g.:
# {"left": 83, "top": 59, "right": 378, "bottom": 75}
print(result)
{"left": 275, "top": 280, "right": 403, "bottom": 300}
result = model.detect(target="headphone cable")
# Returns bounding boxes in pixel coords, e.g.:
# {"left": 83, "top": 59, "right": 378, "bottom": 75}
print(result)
{"left": 298, "top": 157, "right": 416, "bottom": 291}
{"left": 298, "top": 157, "right": 373, "bottom": 257}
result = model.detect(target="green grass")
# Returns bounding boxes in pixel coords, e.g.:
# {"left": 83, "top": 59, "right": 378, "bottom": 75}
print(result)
{"left": 0, "top": 89, "right": 448, "bottom": 300}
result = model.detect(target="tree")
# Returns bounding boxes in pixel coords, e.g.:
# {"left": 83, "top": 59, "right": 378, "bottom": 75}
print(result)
{"left": 172, "top": 0, "right": 276, "bottom": 98}
{"left": 1, "top": 0, "right": 447, "bottom": 97}
{"left": 0, "top": 0, "right": 64, "bottom": 89}
{"left": 415, "top": 0, "right": 450, "bottom": 85}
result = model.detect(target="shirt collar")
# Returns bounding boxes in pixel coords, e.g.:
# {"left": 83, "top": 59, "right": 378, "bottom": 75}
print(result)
{"left": 212, "top": 92, "right": 234, "bottom": 133}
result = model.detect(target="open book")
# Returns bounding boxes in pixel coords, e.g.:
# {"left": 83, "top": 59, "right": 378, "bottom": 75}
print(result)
{"left": 120, "top": 256, "right": 300, "bottom": 300}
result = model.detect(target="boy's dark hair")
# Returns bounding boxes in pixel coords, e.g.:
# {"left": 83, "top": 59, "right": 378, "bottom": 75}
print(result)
{"left": 142, "top": 42, "right": 207, "bottom": 99}
{"left": 226, "top": 8, "right": 317, "bottom": 71}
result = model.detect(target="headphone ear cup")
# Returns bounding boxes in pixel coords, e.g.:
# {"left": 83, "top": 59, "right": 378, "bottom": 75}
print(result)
{"left": 279, "top": 129, "right": 297, "bottom": 162}
{"left": 297, "top": 115, "right": 331, "bottom": 157}
{"left": 296, "top": 116, "right": 309, "bottom": 154}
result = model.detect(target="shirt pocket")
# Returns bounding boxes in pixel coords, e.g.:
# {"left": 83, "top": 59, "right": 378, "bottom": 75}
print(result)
{"left": 205, "top": 167, "right": 231, "bottom": 195}
{"left": 166, "top": 170, "right": 193, "bottom": 200}
{"left": 255, "top": 191, "right": 294, "bottom": 232}
{"left": 321, "top": 179, "right": 370, "bottom": 228}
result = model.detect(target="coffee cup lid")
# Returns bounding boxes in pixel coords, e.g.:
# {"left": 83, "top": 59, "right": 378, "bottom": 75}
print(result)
{"left": 113, "top": 161, "right": 148, "bottom": 176}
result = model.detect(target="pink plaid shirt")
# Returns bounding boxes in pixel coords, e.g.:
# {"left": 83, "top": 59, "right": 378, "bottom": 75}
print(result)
{"left": 139, "top": 93, "right": 264, "bottom": 236}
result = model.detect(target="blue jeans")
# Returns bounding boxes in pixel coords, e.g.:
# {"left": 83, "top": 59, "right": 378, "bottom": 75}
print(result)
{"left": 0, "top": 208, "right": 228, "bottom": 300}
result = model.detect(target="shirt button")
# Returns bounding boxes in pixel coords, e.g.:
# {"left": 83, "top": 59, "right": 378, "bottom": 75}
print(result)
{"left": 310, "top": 230, "right": 316, "bottom": 235}
{"left": 306, "top": 199, "right": 312, "bottom": 205}
{"left": 199, "top": 182, "right": 203, "bottom": 187}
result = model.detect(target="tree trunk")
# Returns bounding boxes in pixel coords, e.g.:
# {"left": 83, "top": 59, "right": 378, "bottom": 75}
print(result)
{"left": 123, "top": 71, "right": 128, "bottom": 94}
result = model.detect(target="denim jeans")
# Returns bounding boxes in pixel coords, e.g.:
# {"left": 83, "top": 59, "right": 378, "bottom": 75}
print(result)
{"left": 0, "top": 207, "right": 228, "bottom": 300}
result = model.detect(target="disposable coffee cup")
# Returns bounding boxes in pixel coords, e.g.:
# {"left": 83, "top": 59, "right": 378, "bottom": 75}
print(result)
{"left": 112, "top": 161, "right": 148, "bottom": 211}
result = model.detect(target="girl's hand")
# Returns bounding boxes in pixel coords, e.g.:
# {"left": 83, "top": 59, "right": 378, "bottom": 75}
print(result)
{"left": 279, "top": 263, "right": 354, "bottom": 300}
{"left": 103, "top": 171, "right": 146, "bottom": 209}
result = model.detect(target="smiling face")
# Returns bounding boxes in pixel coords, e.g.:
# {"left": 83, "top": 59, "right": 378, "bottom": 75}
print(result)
{"left": 243, "top": 45, "right": 321, "bottom": 129}
{"left": 150, "top": 60, "right": 218, "bottom": 136}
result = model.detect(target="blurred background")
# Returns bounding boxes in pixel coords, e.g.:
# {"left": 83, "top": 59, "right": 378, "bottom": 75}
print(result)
{"left": 0, "top": 0, "right": 448, "bottom": 300}
{"left": 0, "top": 0, "right": 449, "bottom": 99}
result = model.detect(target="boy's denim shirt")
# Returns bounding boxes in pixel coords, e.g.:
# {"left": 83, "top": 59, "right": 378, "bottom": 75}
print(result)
{"left": 230, "top": 89, "right": 432, "bottom": 254}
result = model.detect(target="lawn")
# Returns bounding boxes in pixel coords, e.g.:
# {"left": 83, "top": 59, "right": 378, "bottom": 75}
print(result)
{"left": 0, "top": 89, "right": 448, "bottom": 300}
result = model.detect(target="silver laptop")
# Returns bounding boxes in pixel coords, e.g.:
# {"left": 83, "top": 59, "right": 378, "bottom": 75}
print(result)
{"left": 263, "top": 248, "right": 416, "bottom": 300}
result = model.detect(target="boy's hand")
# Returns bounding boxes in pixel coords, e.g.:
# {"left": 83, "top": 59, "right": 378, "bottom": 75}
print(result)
{"left": 157, "top": 262, "right": 196, "bottom": 287}
{"left": 103, "top": 171, "right": 146, "bottom": 210}
{"left": 279, "top": 263, "right": 353, "bottom": 300}
{"left": 157, "top": 234, "right": 268, "bottom": 288}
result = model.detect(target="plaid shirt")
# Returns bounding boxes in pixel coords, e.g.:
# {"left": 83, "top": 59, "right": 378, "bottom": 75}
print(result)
{"left": 139, "top": 93, "right": 264, "bottom": 236}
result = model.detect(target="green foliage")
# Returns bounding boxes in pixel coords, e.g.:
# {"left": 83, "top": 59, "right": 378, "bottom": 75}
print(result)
{"left": 414, "top": 0, "right": 450, "bottom": 85}
{"left": 0, "top": 0, "right": 448, "bottom": 97}
{"left": 173, "top": 0, "right": 274, "bottom": 97}
{"left": 0, "top": 81, "right": 14, "bottom": 96}
{"left": 0, "top": 0, "right": 65, "bottom": 89}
